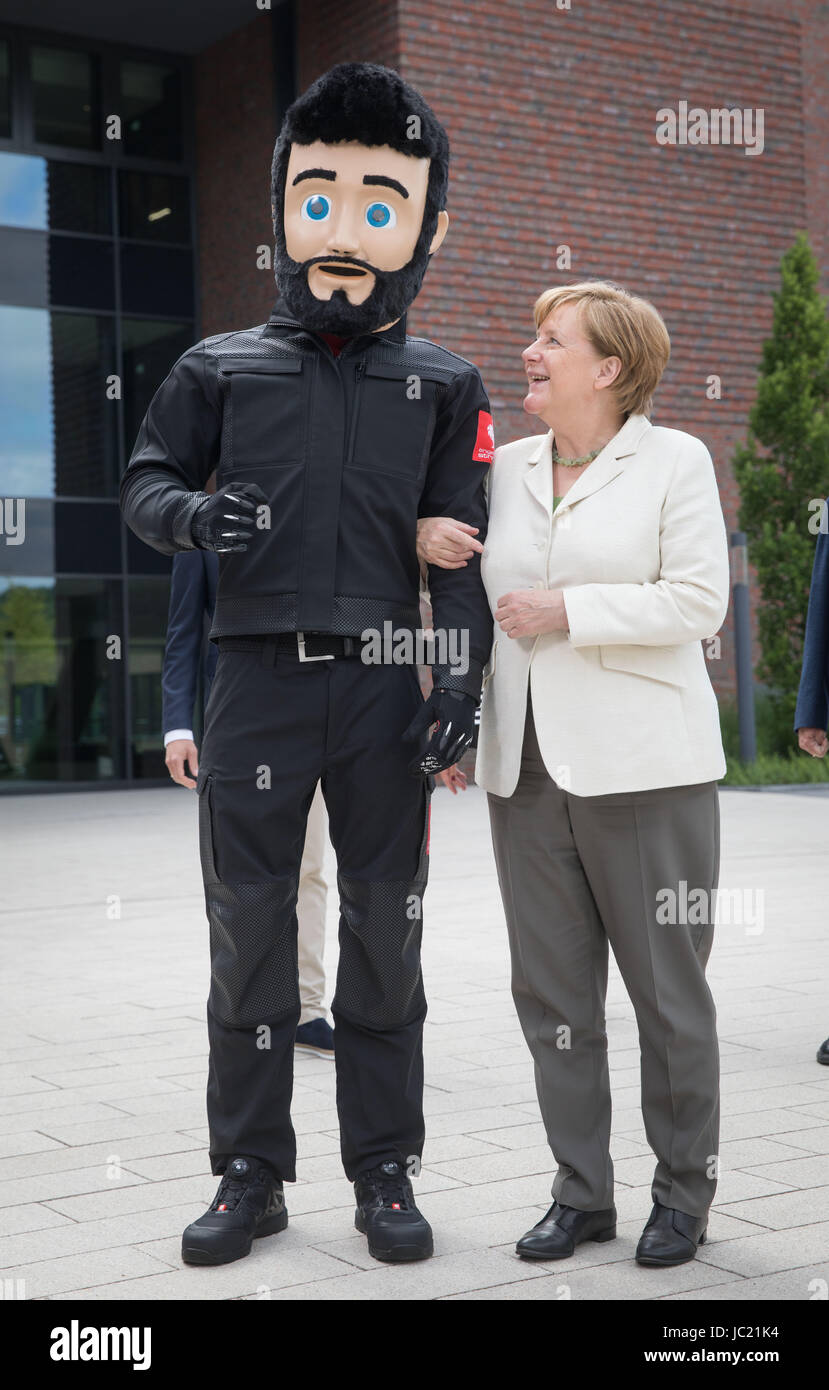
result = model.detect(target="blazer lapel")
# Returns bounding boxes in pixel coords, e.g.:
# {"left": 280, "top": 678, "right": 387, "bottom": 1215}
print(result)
{"left": 522, "top": 430, "right": 555, "bottom": 515}
{"left": 555, "top": 414, "right": 652, "bottom": 512}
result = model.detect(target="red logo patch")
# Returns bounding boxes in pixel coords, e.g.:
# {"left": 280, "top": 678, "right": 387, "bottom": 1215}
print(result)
{"left": 472, "top": 410, "right": 495, "bottom": 464}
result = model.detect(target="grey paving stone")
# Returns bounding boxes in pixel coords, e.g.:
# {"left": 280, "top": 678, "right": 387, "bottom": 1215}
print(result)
{"left": 42, "top": 1173, "right": 221, "bottom": 1222}
{"left": 716, "top": 1187, "right": 829, "bottom": 1231}
{"left": 695, "top": 1221, "right": 829, "bottom": 1278}
{"left": 439, "top": 1256, "right": 733, "bottom": 1300}
{"left": 4, "top": 1163, "right": 149, "bottom": 1208}
{"left": 421, "top": 1106, "right": 545, "bottom": 1139}
{"left": 769, "top": 1125, "right": 829, "bottom": 1154}
{"left": 0, "top": 1131, "right": 67, "bottom": 1161}
{"left": 0, "top": 1203, "right": 198, "bottom": 1266}
{"left": 720, "top": 1109, "right": 829, "bottom": 1142}
{"left": 254, "top": 1248, "right": 551, "bottom": 1301}
{"left": 0, "top": 1132, "right": 203, "bottom": 1182}
{"left": 0, "top": 1203, "right": 75, "bottom": 1239}
{"left": 739, "top": 1154, "right": 829, "bottom": 1188}
{"left": 2, "top": 1246, "right": 177, "bottom": 1298}
{"left": 664, "top": 1262, "right": 829, "bottom": 1300}
{"left": 426, "top": 1143, "right": 555, "bottom": 1185}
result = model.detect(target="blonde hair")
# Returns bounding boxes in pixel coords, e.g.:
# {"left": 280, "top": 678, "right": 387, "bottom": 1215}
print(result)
{"left": 533, "top": 280, "right": 671, "bottom": 417}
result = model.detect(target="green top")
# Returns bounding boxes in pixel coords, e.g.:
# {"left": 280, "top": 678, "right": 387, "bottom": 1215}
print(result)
{"left": 554, "top": 496, "right": 563, "bottom": 508}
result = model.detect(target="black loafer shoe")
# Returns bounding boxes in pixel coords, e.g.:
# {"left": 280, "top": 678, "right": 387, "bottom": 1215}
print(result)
{"left": 635, "top": 1201, "right": 707, "bottom": 1267}
{"left": 817, "top": 1037, "right": 829, "bottom": 1066}
{"left": 181, "top": 1155, "right": 288, "bottom": 1266}
{"left": 354, "top": 1160, "right": 433, "bottom": 1263}
{"left": 516, "top": 1201, "right": 617, "bottom": 1260}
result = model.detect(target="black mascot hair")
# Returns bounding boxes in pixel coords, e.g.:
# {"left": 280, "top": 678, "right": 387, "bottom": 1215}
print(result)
{"left": 271, "top": 61, "right": 450, "bottom": 256}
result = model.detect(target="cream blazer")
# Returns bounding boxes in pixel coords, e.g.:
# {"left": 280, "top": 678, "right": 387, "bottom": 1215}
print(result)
{"left": 475, "top": 413, "right": 729, "bottom": 798}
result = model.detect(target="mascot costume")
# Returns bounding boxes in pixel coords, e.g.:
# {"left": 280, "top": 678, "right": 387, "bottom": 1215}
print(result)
{"left": 120, "top": 62, "right": 493, "bottom": 1265}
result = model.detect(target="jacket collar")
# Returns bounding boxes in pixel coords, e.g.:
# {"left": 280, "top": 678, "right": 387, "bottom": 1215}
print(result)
{"left": 524, "top": 413, "right": 652, "bottom": 515}
{"left": 266, "top": 293, "right": 408, "bottom": 344}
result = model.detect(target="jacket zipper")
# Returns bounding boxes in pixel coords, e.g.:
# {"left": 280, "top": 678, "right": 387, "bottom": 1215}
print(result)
{"left": 345, "top": 360, "right": 366, "bottom": 466}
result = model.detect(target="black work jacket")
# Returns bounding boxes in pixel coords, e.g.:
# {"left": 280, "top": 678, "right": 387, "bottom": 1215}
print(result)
{"left": 119, "top": 295, "right": 494, "bottom": 697}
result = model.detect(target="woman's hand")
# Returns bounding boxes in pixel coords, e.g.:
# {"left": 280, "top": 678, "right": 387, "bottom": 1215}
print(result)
{"left": 495, "top": 588, "right": 569, "bottom": 638}
{"left": 416, "top": 516, "right": 484, "bottom": 569}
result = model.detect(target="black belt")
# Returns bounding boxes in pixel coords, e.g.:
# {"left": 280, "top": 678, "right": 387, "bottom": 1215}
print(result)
{"left": 216, "top": 632, "right": 362, "bottom": 663}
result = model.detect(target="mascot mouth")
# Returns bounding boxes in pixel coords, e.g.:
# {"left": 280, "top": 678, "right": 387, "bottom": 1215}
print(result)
{"left": 317, "top": 262, "right": 368, "bottom": 278}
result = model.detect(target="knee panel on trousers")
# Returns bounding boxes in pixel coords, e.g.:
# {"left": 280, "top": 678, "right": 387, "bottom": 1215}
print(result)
{"left": 198, "top": 770, "right": 300, "bottom": 1028}
{"left": 205, "top": 878, "right": 301, "bottom": 1028}
{"left": 335, "top": 874, "right": 427, "bottom": 1028}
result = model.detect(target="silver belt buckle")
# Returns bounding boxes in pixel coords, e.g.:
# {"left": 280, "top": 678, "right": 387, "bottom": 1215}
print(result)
{"left": 297, "top": 630, "right": 335, "bottom": 662}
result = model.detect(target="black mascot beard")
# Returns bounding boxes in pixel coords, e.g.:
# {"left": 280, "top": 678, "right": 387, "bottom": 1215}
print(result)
{"left": 273, "top": 237, "right": 436, "bottom": 337}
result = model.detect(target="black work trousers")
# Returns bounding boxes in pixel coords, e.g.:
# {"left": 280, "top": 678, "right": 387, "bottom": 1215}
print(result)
{"left": 196, "top": 637, "right": 432, "bottom": 1182}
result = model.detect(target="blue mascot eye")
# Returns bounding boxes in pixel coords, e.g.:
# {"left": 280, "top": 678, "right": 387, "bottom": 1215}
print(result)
{"left": 365, "top": 201, "right": 396, "bottom": 229}
{"left": 301, "top": 194, "right": 331, "bottom": 222}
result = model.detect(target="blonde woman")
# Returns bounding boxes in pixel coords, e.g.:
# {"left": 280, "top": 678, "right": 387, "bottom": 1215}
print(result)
{"left": 474, "top": 282, "right": 729, "bottom": 1267}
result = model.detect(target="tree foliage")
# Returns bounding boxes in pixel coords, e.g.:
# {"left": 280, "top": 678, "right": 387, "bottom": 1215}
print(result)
{"left": 734, "top": 232, "right": 829, "bottom": 739}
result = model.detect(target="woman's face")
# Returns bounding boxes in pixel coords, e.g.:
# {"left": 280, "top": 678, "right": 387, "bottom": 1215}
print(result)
{"left": 522, "top": 301, "right": 604, "bottom": 420}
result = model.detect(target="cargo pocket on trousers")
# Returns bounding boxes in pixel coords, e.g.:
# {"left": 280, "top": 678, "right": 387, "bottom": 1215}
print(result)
{"left": 196, "top": 768, "right": 220, "bottom": 884}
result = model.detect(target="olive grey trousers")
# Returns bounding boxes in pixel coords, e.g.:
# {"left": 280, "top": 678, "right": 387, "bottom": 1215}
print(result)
{"left": 487, "top": 689, "right": 721, "bottom": 1219}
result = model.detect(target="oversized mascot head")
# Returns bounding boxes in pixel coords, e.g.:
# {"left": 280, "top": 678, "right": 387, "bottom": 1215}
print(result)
{"left": 271, "top": 62, "right": 450, "bottom": 336}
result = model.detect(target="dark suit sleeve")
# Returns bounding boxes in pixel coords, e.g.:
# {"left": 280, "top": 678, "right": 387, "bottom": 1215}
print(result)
{"left": 161, "top": 551, "right": 208, "bottom": 737}
{"left": 794, "top": 513, "right": 829, "bottom": 731}
{"left": 119, "top": 343, "right": 221, "bottom": 555}
{"left": 418, "top": 366, "right": 494, "bottom": 700}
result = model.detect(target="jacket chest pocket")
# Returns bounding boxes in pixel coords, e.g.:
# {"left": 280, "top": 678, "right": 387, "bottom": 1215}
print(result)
{"left": 348, "top": 363, "right": 447, "bottom": 481}
{"left": 222, "top": 357, "right": 306, "bottom": 469}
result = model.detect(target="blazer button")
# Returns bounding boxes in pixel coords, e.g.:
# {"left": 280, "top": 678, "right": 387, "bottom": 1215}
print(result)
{"left": 533, "top": 580, "right": 545, "bottom": 589}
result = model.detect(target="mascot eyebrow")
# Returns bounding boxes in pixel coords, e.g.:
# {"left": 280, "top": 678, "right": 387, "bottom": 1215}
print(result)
{"left": 291, "top": 168, "right": 411, "bottom": 199}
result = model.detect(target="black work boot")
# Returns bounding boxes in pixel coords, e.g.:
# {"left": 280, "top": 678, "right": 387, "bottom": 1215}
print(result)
{"left": 354, "top": 1159, "right": 433, "bottom": 1263}
{"left": 181, "top": 1155, "right": 288, "bottom": 1266}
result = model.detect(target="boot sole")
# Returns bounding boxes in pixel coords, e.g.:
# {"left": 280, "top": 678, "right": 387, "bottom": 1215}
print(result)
{"left": 182, "top": 1207, "right": 288, "bottom": 1266}
{"left": 354, "top": 1211, "right": 433, "bottom": 1263}
{"left": 635, "top": 1228, "right": 707, "bottom": 1268}
{"left": 516, "top": 1225, "right": 617, "bottom": 1260}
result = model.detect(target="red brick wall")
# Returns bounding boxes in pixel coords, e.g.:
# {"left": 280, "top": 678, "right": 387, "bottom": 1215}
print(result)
{"left": 295, "top": 0, "right": 400, "bottom": 87}
{"left": 194, "top": 14, "right": 277, "bottom": 337}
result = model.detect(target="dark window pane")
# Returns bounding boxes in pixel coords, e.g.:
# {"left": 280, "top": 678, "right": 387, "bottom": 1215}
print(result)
{"left": 50, "top": 234, "right": 114, "bottom": 309}
{"left": 121, "top": 317, "right": 193, "bottom": 462}
{"left": 0, "top": 307, "right": 119, "bottom": 500}
{"left": 0, "top": 306, "right": 53, "bottom": 497}
{"left": 118, "top": 170, "right": 190, "bottom": 243}
{"left": 52, "top": 315, "right": 119, "bottom": 497}
{"left": 119, "top": 243, "right": 192, "bottom": 316}
{"left": 55, "top": 500, "right": 121, "bottom": 570}
{"left": 48, "top": 161, "right": 111, "bottom": 234}
{"left": 0, "top": 42, "right": 12, "bottom": 139}
{"left": 32, "top": 46, "right": 101, "bottom": 151}
{"left": 0, "top": 155, "right": 111, "bottom": 234}
{"left": 0, "top": 225, "right": 49, "bottom": 307}
{"left": 120, "top": 60, "right": 182, "bottom": 161}
{"left": 128, "top": 575, "right": 173, "bottom": 779}
{"left": 0, "top": 577, "right": 126, "bottom": 783}
{"left": 0, "top": 153, "right": 46, "bottom": 228}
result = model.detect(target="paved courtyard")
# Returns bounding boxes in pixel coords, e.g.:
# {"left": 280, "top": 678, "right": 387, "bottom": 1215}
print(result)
{"left": 1, "top": 779, "right": 828, "bottom": 1301}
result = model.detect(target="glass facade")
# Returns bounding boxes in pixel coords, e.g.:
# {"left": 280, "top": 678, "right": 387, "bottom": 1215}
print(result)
{"left": 0, "top": 26, "right": 195, "bottom": 787}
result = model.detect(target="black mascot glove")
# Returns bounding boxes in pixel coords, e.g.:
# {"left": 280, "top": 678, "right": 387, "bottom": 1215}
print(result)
{"left": 190, "top": 482, "right": 268, "bottom": 552}
{"left": 402, "top": 687, "right": 478, "bottom": 776}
